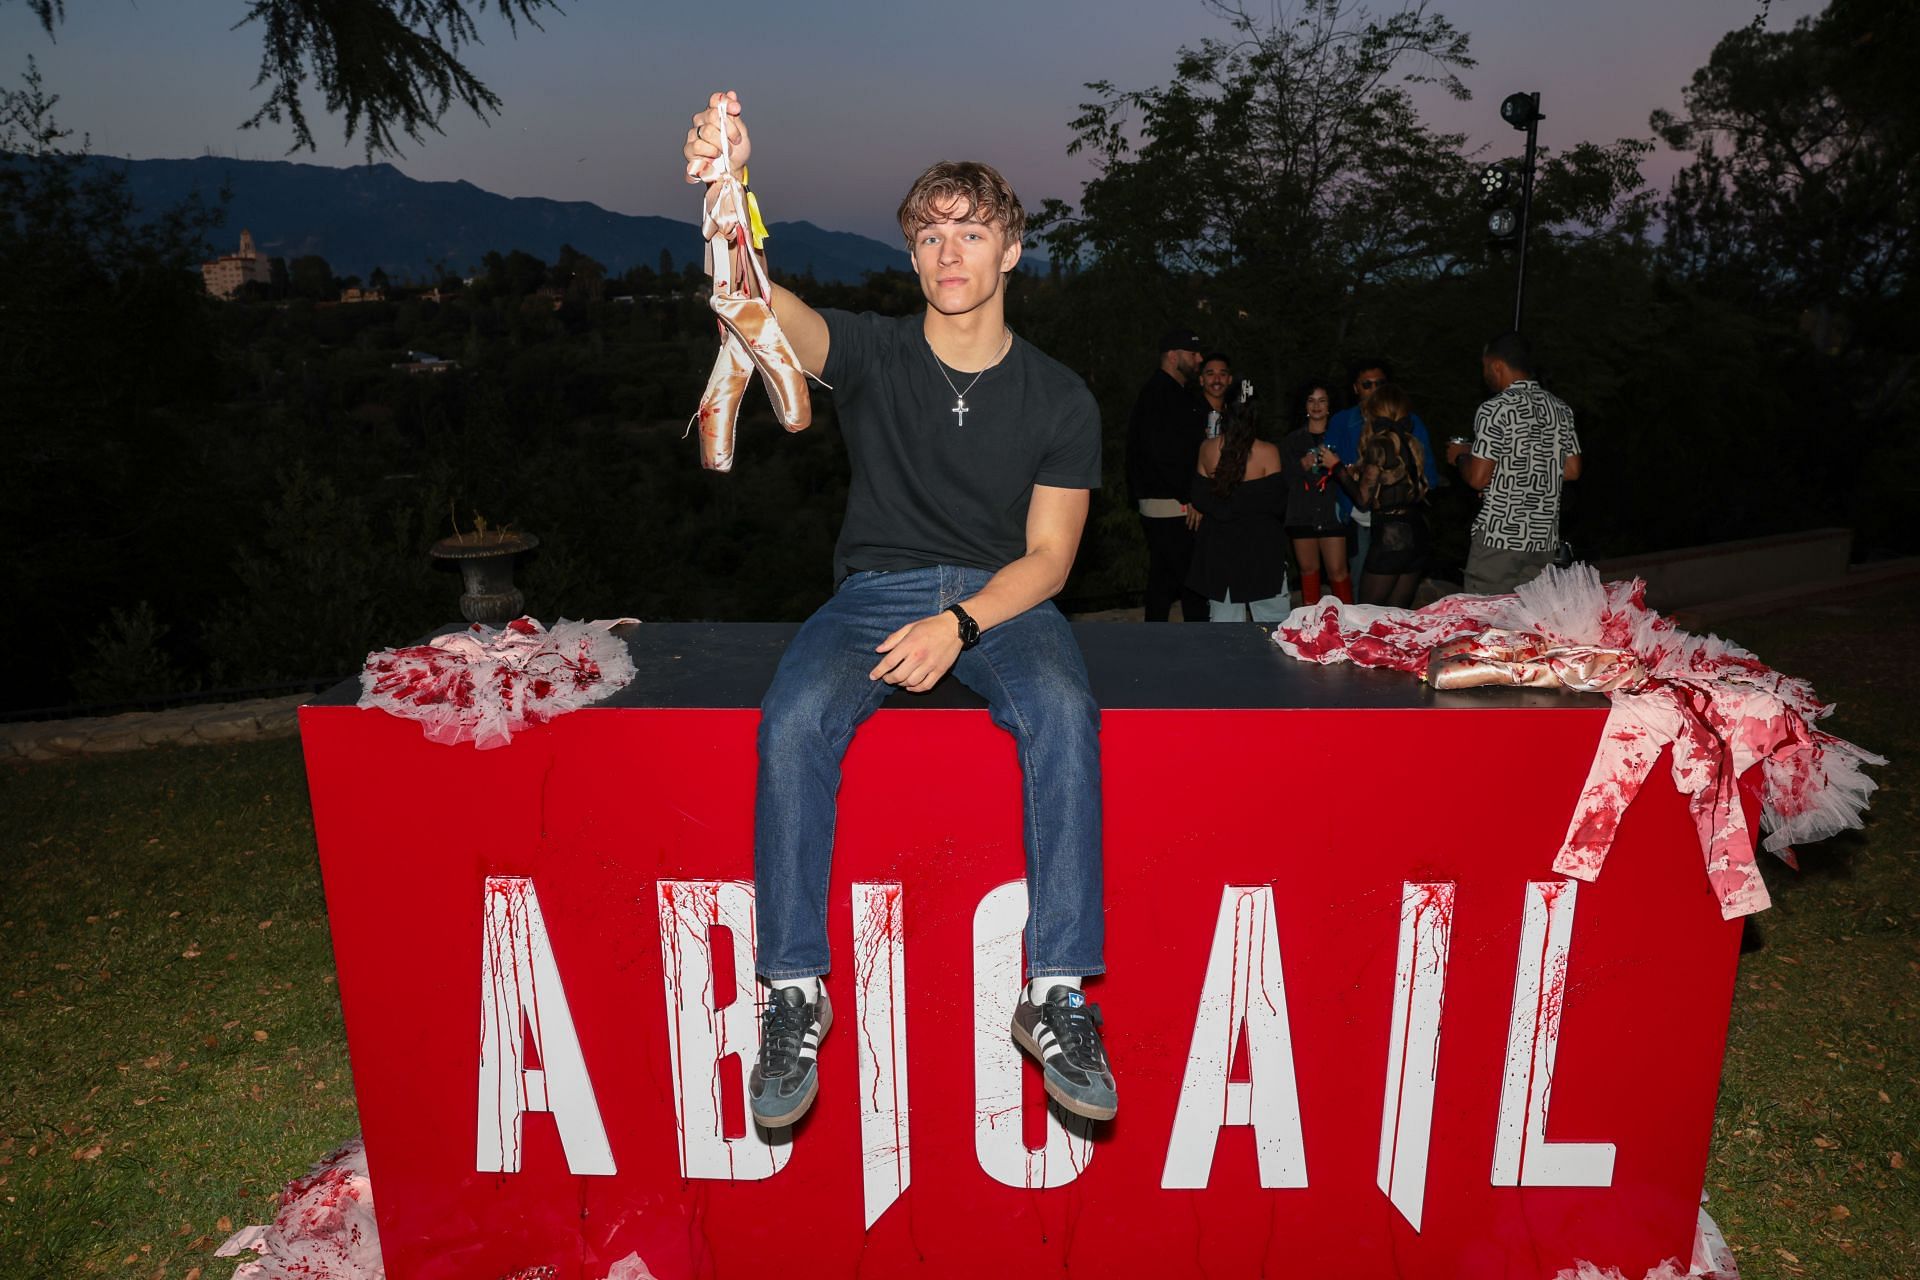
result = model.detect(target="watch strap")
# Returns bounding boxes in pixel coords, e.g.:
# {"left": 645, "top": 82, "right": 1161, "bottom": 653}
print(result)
{"left": 947, "top": 603, "right": 981, "bottom": 650}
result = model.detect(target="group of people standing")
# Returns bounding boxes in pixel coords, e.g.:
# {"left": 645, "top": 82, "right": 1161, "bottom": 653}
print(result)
{"left": 1125, "top": 329, "right": 1582, "bottom": 620}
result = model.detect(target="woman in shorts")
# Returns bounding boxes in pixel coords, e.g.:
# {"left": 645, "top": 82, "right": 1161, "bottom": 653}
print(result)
{"left": 1339, "top": 383, "right": 1430, "bottom": 607}
{"left": 1278, "top": 379, "right": 1351, "bottom": 604}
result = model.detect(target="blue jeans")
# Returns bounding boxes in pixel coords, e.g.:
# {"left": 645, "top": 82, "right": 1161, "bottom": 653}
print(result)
{"left": 754, "top": 565, "right": 1104, "bottom": 982}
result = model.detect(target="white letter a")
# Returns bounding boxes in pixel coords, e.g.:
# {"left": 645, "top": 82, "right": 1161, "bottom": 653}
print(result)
{"left": 1161, "top": 885, "right": 1307, "bottom": 1189}
{"left": 477, "top": 876, "right": 615, "bottom": 1175}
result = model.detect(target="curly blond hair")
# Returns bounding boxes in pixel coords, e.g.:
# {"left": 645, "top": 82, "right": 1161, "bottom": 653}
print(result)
{"left": 896, "top": 160, "right": 1026, "bottom": 250}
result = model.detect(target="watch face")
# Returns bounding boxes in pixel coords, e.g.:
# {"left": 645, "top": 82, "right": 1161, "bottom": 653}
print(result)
{"left": 951, "top": 607, "right": 979, "bottom": 647}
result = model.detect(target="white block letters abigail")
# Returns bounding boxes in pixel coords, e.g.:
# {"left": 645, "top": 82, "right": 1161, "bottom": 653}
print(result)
{"left": 474, "top": 873, "right": 1620, "bottom": 1222}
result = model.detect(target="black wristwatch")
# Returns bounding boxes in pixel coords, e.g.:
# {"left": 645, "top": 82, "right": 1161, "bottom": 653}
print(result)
{"left": 947, "top": 603, "right": 981, "bottom": 650}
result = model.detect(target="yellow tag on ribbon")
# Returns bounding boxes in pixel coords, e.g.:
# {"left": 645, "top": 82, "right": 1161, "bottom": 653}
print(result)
{"left": 746, "top": 190, "right": 770, "bottom": 250}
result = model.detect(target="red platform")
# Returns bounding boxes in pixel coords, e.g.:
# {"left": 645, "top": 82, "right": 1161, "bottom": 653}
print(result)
{"left": 299, "top": 623, "right": 1744, "bottom": 1279}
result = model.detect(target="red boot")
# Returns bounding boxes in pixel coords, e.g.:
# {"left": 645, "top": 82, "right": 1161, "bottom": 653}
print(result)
{"left": 1301, "top": 570, "right": 1323, "bottom": 604}
{"left": 1328, "top": 576, "right": 1354, "bottom": 605}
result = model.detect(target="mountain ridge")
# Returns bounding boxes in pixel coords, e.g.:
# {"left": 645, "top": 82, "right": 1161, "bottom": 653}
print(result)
{"left": 92, "top": 154, "right": 907, "bottom": 284}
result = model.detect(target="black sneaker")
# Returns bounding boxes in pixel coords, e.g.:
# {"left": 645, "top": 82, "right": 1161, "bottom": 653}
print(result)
{"left": 1011, "top": 985, "right": 1118, "bottom": 1121}
{"left": 750, "top": 984, "right": 831, "bottom": 1128}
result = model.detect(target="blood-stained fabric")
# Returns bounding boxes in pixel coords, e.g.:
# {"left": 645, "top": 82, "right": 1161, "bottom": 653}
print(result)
{"left": 217, "top": 1140, "right": 382, "bottom": 1279}
{"left": 360, "top": 617, "right": 637, "bottom": 750}
{"left": 216, "top": 1140, "right": 665, "bottom": 1279}
{"left": 1272, "top": 566, "right": 1882, "bottom": 920}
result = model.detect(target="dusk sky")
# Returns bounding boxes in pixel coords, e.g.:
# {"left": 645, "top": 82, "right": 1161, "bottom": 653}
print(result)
{"left": 4, "top": 0, "right": 1818, "bottom": 247}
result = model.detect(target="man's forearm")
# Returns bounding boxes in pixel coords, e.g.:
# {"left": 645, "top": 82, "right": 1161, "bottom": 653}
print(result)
{"left": 961, "top": 547, "right": 1077, "bottom": 632}
{"left": 768, "top": 282, "right": 829, "bottom": 377}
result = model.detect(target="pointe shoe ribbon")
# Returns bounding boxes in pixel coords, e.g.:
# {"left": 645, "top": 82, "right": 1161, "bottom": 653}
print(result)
{"left": 688, "top": 99, "right": 818, "bottom": 472}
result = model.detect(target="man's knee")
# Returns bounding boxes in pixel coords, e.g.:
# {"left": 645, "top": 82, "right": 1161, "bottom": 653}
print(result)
{"left": 1007, "top": 663, "right": 1101, "bottom": 752}
{"left": 758, "top": 670, "right": 848, "bottom": 758}
{"left": 1038, "top": 676, "right": 1100, "bottom": 735}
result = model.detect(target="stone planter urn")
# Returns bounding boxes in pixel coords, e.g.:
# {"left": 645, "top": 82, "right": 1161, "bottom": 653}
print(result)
{"left": 430, "top": 531, "right": 539, "bottom": 626}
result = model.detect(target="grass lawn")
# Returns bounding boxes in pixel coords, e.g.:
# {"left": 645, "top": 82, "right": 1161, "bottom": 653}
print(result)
{"left": 2, "top": 589, "right": 1915, "bottom": 1279}
{"left": 2, "top": 737, "right": 356, "bottom": 1277}
{"left": 1686, "top": 590, "right": 1920, "bottom": 1278}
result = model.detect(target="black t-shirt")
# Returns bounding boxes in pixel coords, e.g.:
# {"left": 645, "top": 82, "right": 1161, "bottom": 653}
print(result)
{"left": 1125, "top": 370, "right": 1207, "bottom": 503}
{"left": 821, "top": 309, "right": 1102, "bottom": 584}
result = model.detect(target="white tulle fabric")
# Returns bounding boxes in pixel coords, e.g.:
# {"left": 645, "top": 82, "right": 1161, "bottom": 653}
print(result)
{"left": 1550, "top": 1204, "right": 1740, "bottom": 1277}
{"left": 1273, "top": 565, "right": 1883, "bottom": 920}
{"left": 216, "top": 1140, "right": 382, "bottom": 1279}
{"left": 359, "top": 617, "right": 638, "bottom": 750}
{"left": 215, "top": 1137, "right": 661, "bottom": 1279}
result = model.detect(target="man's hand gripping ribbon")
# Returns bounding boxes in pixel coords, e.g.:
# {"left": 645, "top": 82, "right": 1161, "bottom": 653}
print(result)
{"left": 688, "top": 103, "right": 819, "bottom": 471}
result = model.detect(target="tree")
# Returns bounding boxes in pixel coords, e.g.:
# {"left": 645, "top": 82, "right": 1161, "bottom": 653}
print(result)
{"left": 1651, "top": 0, "right": 1916, "bottom": 554}
{"left": 1031, "top": 0, "right": 1487, "bottom": 389}
{"left": 1652, "top": 0, "right": 1915, "bottom": 317}
{"left": 0, "top": 58, "right": 224, "bottom": 415}
{"left": 481, "top": 247, "right": 546, "bottom": 297}
{"left": 12, "top": 0, "right": 562, "bottom": 158}
{"left": 288, "top": 252, "right": 337, "bottom": 299}
{"left": 0, "top": 59, "right": 226, "bottom": 709}
{"left": 551, "top": 242, "right": 605, "bottom": 303}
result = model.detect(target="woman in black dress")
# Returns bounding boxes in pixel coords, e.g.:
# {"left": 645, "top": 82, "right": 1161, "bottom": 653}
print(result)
{"left": 1186, "top": 384, "right": 1291, "bottom": 620}
{"left": 1338, "top": 383, "right": 1429, "bottom": 607}
{"left": 1278, "top": 380, "right": 1352, "bottom": 604}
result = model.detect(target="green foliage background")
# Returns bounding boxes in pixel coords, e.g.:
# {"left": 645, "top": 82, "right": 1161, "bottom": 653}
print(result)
{"left": 3, "top": 0, "right": 1916, "bottom": 714}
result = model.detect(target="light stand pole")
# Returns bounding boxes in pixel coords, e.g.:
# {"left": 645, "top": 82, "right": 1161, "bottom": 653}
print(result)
{"left": 1502, "top": 91, "right": 1544, "bottom": 333}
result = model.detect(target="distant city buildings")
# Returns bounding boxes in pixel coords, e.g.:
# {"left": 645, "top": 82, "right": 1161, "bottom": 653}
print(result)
{"left": 200, "top": 229, "right": 272, "bottom": 299}
{"left": 339, "top": 287, "right": 387, "bottom": 304}
{"left": 392, "top": 351, "right": 457, "bottom": 375}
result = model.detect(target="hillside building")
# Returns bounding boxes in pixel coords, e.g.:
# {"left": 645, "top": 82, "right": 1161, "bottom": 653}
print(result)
{"left": 201, "top": 229, "right": 273, "bottom": 300}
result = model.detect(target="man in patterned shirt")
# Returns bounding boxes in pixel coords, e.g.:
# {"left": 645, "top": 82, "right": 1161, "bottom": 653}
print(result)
{"left": 1445, "top": 332, "right": 1582, "bottom": 594}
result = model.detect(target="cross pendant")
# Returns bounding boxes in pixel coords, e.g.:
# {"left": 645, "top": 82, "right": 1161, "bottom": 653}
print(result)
{"left": 952, "top": 396, "right": 968, "bottom": 426}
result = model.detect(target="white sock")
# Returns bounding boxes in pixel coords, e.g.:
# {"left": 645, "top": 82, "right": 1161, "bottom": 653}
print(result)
{"left": 1028, "top": 975, "right": 1081, "bottom": 1005}
{"left": 770, "top": 977, "right": 818, "bottom": 1001}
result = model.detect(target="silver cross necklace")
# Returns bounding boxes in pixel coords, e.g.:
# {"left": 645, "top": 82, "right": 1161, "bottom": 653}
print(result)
{"left": 931, "top": 329, "right": 1011, "bottom": 426}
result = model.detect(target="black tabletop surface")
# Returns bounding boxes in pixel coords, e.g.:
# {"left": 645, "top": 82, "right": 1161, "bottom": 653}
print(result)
{"left": 313, "top": 622, "right": 1601, "bottom": 713}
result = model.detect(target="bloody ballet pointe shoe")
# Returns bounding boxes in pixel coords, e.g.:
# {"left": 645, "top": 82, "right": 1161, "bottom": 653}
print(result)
{"left": 709, "top": 288, "right": 812, "bottom": 432}
{"left": 691, "top": 322, "right": 755, "bottom": 472}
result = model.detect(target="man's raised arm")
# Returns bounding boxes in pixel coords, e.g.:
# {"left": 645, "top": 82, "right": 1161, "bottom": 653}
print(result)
{"left": 682, "top": 90, "right": 830, "bottom": 377}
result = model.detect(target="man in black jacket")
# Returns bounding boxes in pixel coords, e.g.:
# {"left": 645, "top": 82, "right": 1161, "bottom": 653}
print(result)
{"left": 1126, "top": 329, "right": 1209, "bottom": 622}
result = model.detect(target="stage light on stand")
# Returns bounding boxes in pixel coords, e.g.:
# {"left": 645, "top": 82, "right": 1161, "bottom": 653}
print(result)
{"left": 1489, "top": 91, "right": 1543, "bottom": 331}
{"left": 1479, "top": 162, "right": 1517, "bottom": 206}
{"left": 1501, "top": 92, "right": 1542, "bottom": 131}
